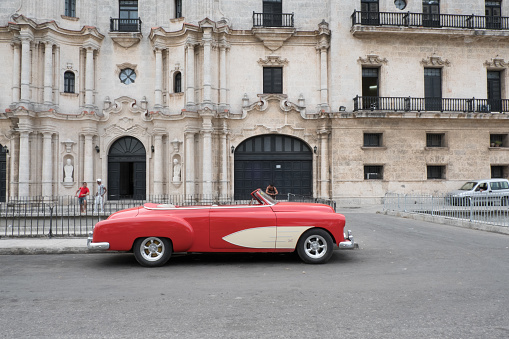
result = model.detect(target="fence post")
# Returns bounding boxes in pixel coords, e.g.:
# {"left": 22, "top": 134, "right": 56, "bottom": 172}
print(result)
{"left": 48, "top": 205, "right": 53, "bottom": 238}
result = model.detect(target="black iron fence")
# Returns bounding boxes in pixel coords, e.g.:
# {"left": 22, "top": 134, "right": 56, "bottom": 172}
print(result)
{"left": 253, "top": 12, "right": 294, "bottom": 27}
{"left": 352, "top": 10, "right": 509, "bottom": 30}
{"left": 353, "top": 96, "right": 509, "bottom": 113}
{"left": 0, "top": 193, "right": 336, "bottom": 237}
{"left": 287, "top": 193, "right": 337, "bottom": 210}
{"left": 110, "top": 17, "right": 142, "bottom": 32}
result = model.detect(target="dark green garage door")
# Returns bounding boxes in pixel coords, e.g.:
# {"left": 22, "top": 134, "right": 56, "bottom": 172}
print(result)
{"left": 234, "top": 135, "right": 312, "bottom": 200}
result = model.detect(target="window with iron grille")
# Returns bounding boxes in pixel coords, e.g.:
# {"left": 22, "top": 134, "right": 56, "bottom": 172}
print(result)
{"left": 427, "top": 165, "right": 445, "bottom": 179}
{"left": 174, "top": 72, "right": 182, "bottom": 93}
{"left": 364, "top": 165, "right": 383, "bottom": 180}
{"left": 363, "top": 133, "right": 382, "bottom": 147}
{"left": 490, "top": 134, "right": 506, "bottom": 147}
{"left": 491, "top": 165, "right": 507, "bottom": 178}
{"left": 65, "top": 0, "right": 76, "bottom": 17}
{"left": 263, "top": 67, "right": 283, "bottom": 94}
{"left": 426, "top": 133, "right": 445, "bottom": 147}
{"left": 64, "top": 71, "right": 75, "bottom": 93}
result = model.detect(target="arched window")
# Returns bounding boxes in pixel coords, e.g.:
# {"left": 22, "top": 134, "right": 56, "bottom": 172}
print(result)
{"left": 174, "top": 72, "right": 182, "bottom": 93}
{"left": 64, "top": 71, "right": 75, "bottom": 93}
{"left": 65, "top": 0, "right": 76, "bottom": 17}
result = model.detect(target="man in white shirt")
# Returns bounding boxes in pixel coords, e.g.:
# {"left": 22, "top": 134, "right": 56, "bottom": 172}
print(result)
{"left": 94, "top": 178, "right": 107, "bottom": 213}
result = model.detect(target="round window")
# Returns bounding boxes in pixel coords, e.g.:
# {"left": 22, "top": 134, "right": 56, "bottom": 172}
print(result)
{"left": 119, "top": 68, "right": 136, "bottom": 85}
{"left": 394, "top": 0, "right": 407, "bottom": 10}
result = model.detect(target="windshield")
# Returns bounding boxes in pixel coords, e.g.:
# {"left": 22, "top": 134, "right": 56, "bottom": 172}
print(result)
{"left": 255, "top": 189, "right": 276, "bottom": 205}
{"left": 459, "top": 182, "right": 477, "bottom": 190}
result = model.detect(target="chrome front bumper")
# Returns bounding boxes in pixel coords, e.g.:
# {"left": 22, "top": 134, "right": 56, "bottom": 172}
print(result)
{"left": 87, "top": 232, "right": 110, "bottom": 250}
{"left": 338, "top": 230, "right": 358, "bottom": 249}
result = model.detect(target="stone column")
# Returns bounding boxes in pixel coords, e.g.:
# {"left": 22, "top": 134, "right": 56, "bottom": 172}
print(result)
{"left": 11, "top": 41, "right": 21, "bottom": 103}
{"left": 185, "top": 41, "right": 195, "bottom": 106}
{"left": 201, "top": 117, "right": 213, "bottom": 196}
{"left": 18, "top": 131, "right": 30, "bottom": 196}
{"left": 153, "top": 134, "right": 164, "bottom": 195}
{"left": 202, "top": 29, "right": 212, "bottom": 106}
{"left": 319, "top": 132, "right": 330, "bottom": 199}
{"left": 83, "top": 134, "right": 94, "bottom": 185}
{"left": 219, "top": 41, "right": 229, "bottom": 108}
{"left": 185, "top": 132, "right": 195, "bottom": 196}
{"left": 20, "top": 37, "right": 32, "bottom": 103}
{"left": 319, "top": 45, "right": 329, "bottom": 111}
{"left": 219, "top": 129, "right": 228, "bottom": 198}
{"left": 44, "top": 41, "right": 54, "bottom": 105}
{"left": 41, "top": 132, "right": 53, "bottom": 196}
{"left": 154, "top": 47, "right": 163, "bottom": 108}
{"left": 84, "top": 47, "right": 95, "bottom": 108}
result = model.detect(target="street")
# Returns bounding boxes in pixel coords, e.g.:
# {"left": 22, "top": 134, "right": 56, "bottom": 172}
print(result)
{"left": 1, "top": 210, "right": 508, "bottom": 339}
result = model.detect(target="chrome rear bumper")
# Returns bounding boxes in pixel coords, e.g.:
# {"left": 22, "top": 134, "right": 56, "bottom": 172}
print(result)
{"left": 338, "top": 230, "right": 358, "bottom": 249}
{"left": 87, "top": 232, "right": 110, "bottom": 250}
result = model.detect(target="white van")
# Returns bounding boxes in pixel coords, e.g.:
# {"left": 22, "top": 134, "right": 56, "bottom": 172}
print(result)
{"left": 446, "top": 179, "right": 509, "bottom": 206}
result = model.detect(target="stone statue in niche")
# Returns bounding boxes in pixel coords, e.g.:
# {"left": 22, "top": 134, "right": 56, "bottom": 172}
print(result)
{"left": 172, "top": 158, "right": 181, "bottom": 182}
{"left": 64, "top": 158, "right": 74, "bottom": 183}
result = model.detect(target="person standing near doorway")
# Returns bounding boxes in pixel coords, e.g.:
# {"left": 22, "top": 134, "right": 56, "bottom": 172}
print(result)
{"left": 94, "top": 179, "right": 107, "bottom": 213}
{"left": 266, "top": 183, "right": 278, "bottom": 199}
{"left": 75, "top": 182, "right": 89, "bottom": 213}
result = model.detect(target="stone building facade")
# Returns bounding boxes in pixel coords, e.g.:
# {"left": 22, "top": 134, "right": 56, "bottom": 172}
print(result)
{"left": 0, "top": 0, "right": 508, "bottom": 202}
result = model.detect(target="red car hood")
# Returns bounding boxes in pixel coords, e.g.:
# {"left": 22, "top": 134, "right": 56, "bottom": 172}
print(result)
{"left": 270, "top": 202, "right": 335, "bottom": 213}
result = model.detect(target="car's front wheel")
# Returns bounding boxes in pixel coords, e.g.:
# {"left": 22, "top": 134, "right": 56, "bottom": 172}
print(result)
{"left": 133, "top": 237, "right": 172, "bottom": 267}
{"left": 296, "top": 229, "right": 334, "bottom": 264}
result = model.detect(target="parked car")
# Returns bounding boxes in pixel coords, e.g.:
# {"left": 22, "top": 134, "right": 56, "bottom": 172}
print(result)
{"left": 446, "top": 179, "right": 509, "bottom": 206}
{"left": 87, "top": 188, "right": 356, "bottom": 267}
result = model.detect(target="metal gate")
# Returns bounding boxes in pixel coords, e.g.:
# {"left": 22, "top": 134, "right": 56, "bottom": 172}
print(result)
{"left": 234, "top": 135, "right": 312, "bottom": 200}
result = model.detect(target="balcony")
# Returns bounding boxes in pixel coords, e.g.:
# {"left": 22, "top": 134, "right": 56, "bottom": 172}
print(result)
{"left": 253, "top": 12, "right": 294, "bottom": 28}
{"left": 351, "top": 11, "right": 509, "bottom": 38}
{"left": 110, "top": 17, "right": 142, "bottom": 32}
{"left": 353, "top": 96, "right": 509, "bottom": 113}
{"left": 109, "top": 17, "right": 142, "bottom": 48}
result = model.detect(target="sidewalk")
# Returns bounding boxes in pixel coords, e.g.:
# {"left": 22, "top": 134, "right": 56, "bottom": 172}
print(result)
{"left": 0, "top": 237, "right": 89, "bottom": 255}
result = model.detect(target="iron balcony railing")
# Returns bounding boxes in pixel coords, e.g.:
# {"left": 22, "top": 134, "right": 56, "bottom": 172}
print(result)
{"left": 353, "top": 96, "right": 509, "bottom": 113}
{"left": 253, "top": 12, "right": 294, "bottom": 28}
{"left": 110, "top": 17, "right": 142, "bottom": 32}
{"left": 351, "top": 10, "right": 509, "bottom": 30}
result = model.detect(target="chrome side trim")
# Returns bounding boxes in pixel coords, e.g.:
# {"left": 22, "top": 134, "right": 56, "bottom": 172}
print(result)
{"left": 87, "top": 232, "right": 110, "bottom": 251}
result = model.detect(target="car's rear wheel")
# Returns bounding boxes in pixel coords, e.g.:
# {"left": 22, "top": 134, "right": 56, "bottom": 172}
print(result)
{"left": 296, "top": 229, "right": 333, "bottom": 264}
{"left": 133, "top": 237, "right": 172, "bottom": 267}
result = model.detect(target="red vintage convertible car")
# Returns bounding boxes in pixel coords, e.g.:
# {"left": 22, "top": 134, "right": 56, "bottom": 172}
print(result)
{"left": 87, "top": 189, "right": 356, "bottom": 267}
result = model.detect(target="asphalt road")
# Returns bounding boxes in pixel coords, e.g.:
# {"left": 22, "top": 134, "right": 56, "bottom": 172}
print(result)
{"left": 1, "top": 210, "right": 508, "bottom": 339}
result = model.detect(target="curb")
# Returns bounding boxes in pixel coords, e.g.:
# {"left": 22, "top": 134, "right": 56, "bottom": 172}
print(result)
{"left": 0, "top": 247, "right": 91, "bottom": 255}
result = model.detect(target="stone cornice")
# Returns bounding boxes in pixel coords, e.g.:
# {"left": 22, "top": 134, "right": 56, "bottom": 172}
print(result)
{"left": 358, "top": 54, "right": 388, "bottom": 65}
{"left": 421, "top": 55, "right": 451, "bottom": 67}
{"left": 484, "top": 57, "right": 509, "bottom": 68}
{"left": 257, "top": 55, "right": 289, "bottom": 66}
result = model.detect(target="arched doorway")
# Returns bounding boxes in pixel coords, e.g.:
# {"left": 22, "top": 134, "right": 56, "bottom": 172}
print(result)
{"left": 107, "top": 136, "right": 146, "bottom": 200}
{"left": 0, "top": 144, "right": 6, "bottom": 202}
{"left": 234, "top": 135, "right": 312, "bottom": 200}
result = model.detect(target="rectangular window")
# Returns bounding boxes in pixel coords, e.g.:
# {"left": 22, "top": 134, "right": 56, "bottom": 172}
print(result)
{"left": 363, "top": 133, "right": 382, "bottom": 147}
{"left": 491, "top": 166, "right": 507, "bottom": 178}
{"left": 362, "top": 68, "right": 379, "bottom": 109}
{"left": 119, "top": 0, "right": 139, "bottom": 32}
{"left": 486, "top": 1, "right": 501, "bottom": 29}
{"left": 422, "top": 0, "right": 440, "bottom": 27}
{"left": 361, "top": 0, "right": 379, "bottom": 25}
{"left": 364, "top": 165, "right": 383, "bottom": 180}
{"left": 426, "top": 133, "right": 445, "bottom": 147}
{"left": 424, "top": 68, "right": 442, "bottom": 111}
{"left": 427, "top": 165, "right": 445, "bottom": 179}
{"left": 490, "top": 134, "right": 507, "bottom": 147}
{"left": 487, "top": 71, "right": 502, "bottom": 112}
{"left": 263, "top": 0, "right": 283, "bottom": 27}
{"left": 65, "top": 0, "right": 76, "bottom": 17}
{"left": 175, "top": 0, "right": 182, "bottom": 18}
{"left": 263, "top": 67, "right": 283, "bottom": 94}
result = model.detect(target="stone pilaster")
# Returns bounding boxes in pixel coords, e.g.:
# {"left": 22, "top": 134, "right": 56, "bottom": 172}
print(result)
{"left": 41, "top": 132, "right": 53, "bottom": 196}
{"left": 153, "top": 134, "right": 164, "bottom": 195}
{"left": 83, "top": 134, "right": 94, "bottom": 185}
{"left": 202, "top": 28, "right": 212, "bottom": 107}
{"left": 11, "top": 40, "right": 21, "bottom": 104}
{"left": 84, "top": 46, "right": 96, "bottom": 108}
{"left": 219, "top": 40, "right": 230, "bottom": 109}
{"left": 154, "top": 47, "right": 164, "bottom": 109}
{"left": 43, "top": 41, "right": 54, "bottom": 105}
{"left": 20, "top": 36, "right": 32, "bottom": 104}
{"left": 185, "top": 132, "right": 195, "bottom": 196}
{"left": 18, "top": 131, "right": 30, "bottom": 196}
{"left": 201, "top": 117, "right": 213, "bottom": 196}
{"left": 185, "top": 40, "right": 196, "bottom": 108}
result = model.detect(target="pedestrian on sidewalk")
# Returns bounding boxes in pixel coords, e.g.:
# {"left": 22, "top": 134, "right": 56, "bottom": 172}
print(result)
{"left": 94, "top": 179, "right": 107, "bottom": 213}
{"left": 75, "top": 182, "right": 89, "bottom": 213}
